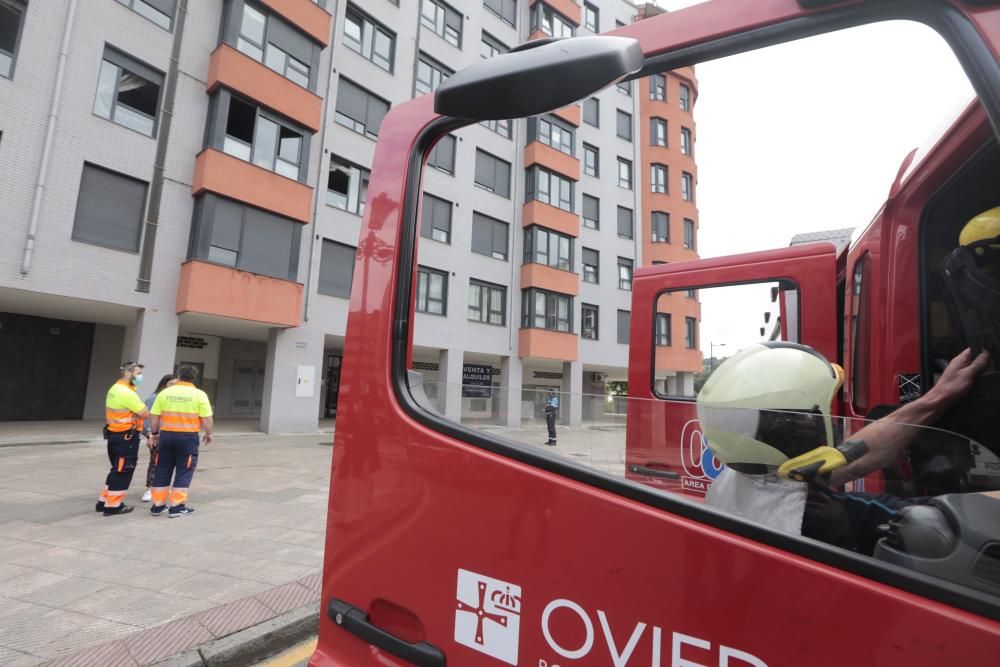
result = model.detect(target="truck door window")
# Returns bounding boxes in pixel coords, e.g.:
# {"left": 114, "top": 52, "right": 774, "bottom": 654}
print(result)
{"left": 398, "top": 18, "right": 999, "bottom": 608}
{"left": 850, "top": 254, "right": 871, "bottom": 414}
{"left": 654, "top": 281, "right": 796, "bottom": 399}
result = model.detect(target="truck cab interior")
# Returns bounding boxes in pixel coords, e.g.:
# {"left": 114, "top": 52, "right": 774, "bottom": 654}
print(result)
{"left": 913, "top": 113, "right": 1000, "bottom": 496}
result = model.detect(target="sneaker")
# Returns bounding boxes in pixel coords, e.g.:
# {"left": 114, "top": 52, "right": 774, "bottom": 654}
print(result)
{"left": 141, "top": 489, "right": 152, "bottom": 502}
{"left": 545, "top": 440, "right": 557, "bottom": 446}
{"left": 150, "top": 504, "right": 167, "bottom": 516}
{"left": 95, "top": 501, "right": 105, "bottom": 513}
{"left": 168, "top": 505, "right": 195, "bottom": 518}
{"left": 103, "top": 504, "right": 134, "bottom": 516}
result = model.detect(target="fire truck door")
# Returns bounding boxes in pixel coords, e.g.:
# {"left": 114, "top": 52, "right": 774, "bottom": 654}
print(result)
{"left": 626, "top": 243, "right": 839, "bottom": 498}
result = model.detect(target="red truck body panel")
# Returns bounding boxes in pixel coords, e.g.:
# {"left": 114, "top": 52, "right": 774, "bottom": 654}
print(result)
{"left": 315, "top": 2, "right": 1000, "bottom": 665}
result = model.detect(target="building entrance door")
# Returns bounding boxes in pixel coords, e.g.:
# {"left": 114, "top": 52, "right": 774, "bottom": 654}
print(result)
{"left": 231, "top": 358, "right": 264, "bottom": 416}
{"left": 325, "top": 355, "right": 341, "bottom": 418}
{"left": 0, "top": 312, "right": 94, "bottom": 420}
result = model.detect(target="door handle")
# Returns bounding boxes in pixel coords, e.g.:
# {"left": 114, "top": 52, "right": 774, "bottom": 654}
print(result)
{"left": 628, "top": 464, "right": 680, "bottom": 480}
{"left": 328, "top": 598, "right": 446, "bottom": 667}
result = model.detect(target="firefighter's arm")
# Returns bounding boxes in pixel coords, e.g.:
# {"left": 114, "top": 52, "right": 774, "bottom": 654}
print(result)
{"left": 127, "top": 392, "right": 150, "bottom": 419}
{"left": 201, "top": 416, "right": 214, "bottom": 445}
{"left": 830, "top": 349, "right": 989, "bottom": 486}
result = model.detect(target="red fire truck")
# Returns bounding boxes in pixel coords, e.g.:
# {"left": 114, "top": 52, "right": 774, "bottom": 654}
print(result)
{"left": 314, "top": 1, "right": 1000, "bottom": 665}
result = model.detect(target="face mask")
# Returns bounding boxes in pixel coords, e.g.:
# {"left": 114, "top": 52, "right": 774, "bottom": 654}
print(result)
{"left": 134, "top": 374, "right": 144, "bottom": 385}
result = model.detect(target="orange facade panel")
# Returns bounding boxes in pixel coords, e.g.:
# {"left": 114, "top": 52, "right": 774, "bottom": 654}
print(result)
{"left": 530, "top": 0, "right": 581, "bottom": 25}
{"left": 193, "top": 149, "right": 313, "bottom": 223}
{"left": 207, "top": 44, "right": 322, "bottom": 132}
{"left": 655, "top": 346, "right": 703, "bottom": 374}
{"left": 519, "top": 328, "right": 578, "bottom": 362}
{"left": 176, "top": 261, "right": 303, "bottom": 328}
{"left": 553, "top": 104, "right": 581, "bottom": 127}
{"left": 644, "top": 243, "right": 700, "bottom": 266}
{"left": 520, "top": 263, "right": 580, "bottom": 297}
{"left": 259, "top": 0, "right": 331, "bottom": 46}
{"left": 522, "top": 200, "right": 579, "bottom": 238}
{"left": 524, "top": 141, "right": 580, "bottom": 181}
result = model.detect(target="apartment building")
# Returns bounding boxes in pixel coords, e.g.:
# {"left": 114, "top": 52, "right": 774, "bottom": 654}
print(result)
{"left": 0, "top": 0, "right": 700, "bottom": 432}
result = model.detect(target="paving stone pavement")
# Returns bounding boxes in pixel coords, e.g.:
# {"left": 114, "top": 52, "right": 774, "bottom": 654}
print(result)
{"left": 0, "top": 433, "right": 333, "bottom": 665}
{"left": 0, "top": 418, "right": 630, "bottom": 665}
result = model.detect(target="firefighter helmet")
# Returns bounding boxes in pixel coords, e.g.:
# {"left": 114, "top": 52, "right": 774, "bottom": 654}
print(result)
{"left": 696, "top": 342, "right": 844, "bottom": 467}
{"left": 942, "top": 206, "right": 1000, "bottom": 362}
{"left": 958, "top": 206, "right": 1000, "bottom": 256}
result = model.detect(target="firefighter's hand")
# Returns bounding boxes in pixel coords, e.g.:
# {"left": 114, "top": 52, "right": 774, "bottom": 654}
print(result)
{"left": 926, "top": 348, "right": 990, "bottom": 410}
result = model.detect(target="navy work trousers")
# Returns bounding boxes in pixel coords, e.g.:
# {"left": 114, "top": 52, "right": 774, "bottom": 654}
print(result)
{"left": 152, "top": 432, "right": 200, "bottom": 491}
{"left": 106, "top": 431, "right": 140, "bottom": 494}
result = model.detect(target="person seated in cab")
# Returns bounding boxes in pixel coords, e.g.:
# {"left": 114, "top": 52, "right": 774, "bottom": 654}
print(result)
{"left": 697, "top": 341, "right": 992, "bottom": 556}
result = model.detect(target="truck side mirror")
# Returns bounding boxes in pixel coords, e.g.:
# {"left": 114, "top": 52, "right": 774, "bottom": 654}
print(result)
{"left": 434, "top": 36, "right": 643, "bottom": 121}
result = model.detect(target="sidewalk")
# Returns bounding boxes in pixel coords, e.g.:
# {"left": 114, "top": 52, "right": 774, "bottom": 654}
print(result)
{"left": 0, "top": 420, "right": 336, "bottom": 447}
{"left": 0, "top": 433, "right": 334, "bottom": 665}
{"left": 0, "top": 418, "right": 628, "bottom": 665}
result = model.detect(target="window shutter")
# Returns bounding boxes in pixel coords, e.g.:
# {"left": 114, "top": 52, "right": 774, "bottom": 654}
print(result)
{"left": 240, "top": 208, "right": 295, "bottom": 279}
{"left": 210, "top": 198, "right": 243, "bottom": 251}
{"left": 492, "top": 219, "right": 507, "bottom": 257}
{"left": 72, "top": 164, "right": 147, "bottom": 252}
{"left": 144, "top": 0, "right": 177, "bottom": 19}
{"left": 266, "top": 15, "right": 315, "bottom": 65}
{"left": 475, "top": 150, "right": 494, "bottom": 189}
{"left": 617, "top": 310, "right": 631, "bottom": 344}
{"left": 471, "top": 213, "right": 492, "bottom": 256}
{"left": 319, "top": 240, "right": 357, "bottom": 298}
{"left": 617, "top": 206, "right": 633, "bottom": 238}
{"left": 365, "top": 94, "right": 389, "bottom": 136}
{"left": 495, "top": 159, "right": 511, "bottom": 197}
{"left": 336, "top": 79, "right": 366, "bottom": 122}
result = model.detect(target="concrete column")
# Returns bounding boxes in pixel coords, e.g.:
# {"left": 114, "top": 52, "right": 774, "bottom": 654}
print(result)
{"left": 680, "top": 372, "right": 695, "bottom": 397}
{"left": 562, "top": 360, "right": 583, "bottom": 428}
{"left": 499, "top": 355, "right": 522, "bottom": 428}
{"left": 260, "top": 326, "right": 324, "bottom": 434}
{"left": 438, "top": 348, "right": 464, "bottom": 422}
{"left": 125, "top": 308, "right": 179, "bottom": 392}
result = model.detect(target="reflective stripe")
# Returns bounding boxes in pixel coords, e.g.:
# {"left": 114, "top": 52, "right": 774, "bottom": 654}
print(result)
{"left": 186, "top": 455, "right": 193, "bottom": 469}
{"left": 151, "top": 488, "right": 169, "bottom": 505}
{"left": 169, "top": 489, "right": 188, "bottom": 506}
{"left": 159, "top": 411, "right": 201, "bottom": 433}
{"left": 117, "top": 457, "right": 125, "bottom": 472}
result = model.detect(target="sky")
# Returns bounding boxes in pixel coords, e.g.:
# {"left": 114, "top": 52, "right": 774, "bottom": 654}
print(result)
{"left": 647, "top": 1, "right": 976, "bottom": 357}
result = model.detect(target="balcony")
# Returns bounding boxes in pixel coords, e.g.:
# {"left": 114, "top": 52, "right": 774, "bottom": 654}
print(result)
{"left": 193, "top": 148, "right": 313, "bottom": 223}
{"left": 524, "top": 141, "right": 580, "bottom": 181}
{"left": 519, "top": 328, "right": 578, "bottom": 362}
{"left": 207, "top": 44, "right": 322, "bottom": 132}
{"left": 259, "top": 0, "right": 332, "bottom": 46}
{"left": 553, "top": 104, "right": 580, "bottom": 127}
{"left": 176, "top": 261, "right": 303, "bottom": 327}
{"left": 522, "top": 200, "right": 579, "bottom": 238}
{"left": 521, "top": 263, "right": 579, "bottom": 296}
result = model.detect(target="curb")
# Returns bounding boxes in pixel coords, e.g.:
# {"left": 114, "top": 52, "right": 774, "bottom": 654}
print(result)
{"left": 0, "top": 431, "right": 334, "bottom": 448}
{"left": 151, "top": 603, "right": 319, "bottom": 667}
{"left": 0, "top": 438, "right": 103, "bottom": 448}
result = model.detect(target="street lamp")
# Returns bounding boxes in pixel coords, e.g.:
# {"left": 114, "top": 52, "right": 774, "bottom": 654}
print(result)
{"left": 710, "top": 342, "right": 727, "bottom": 373}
